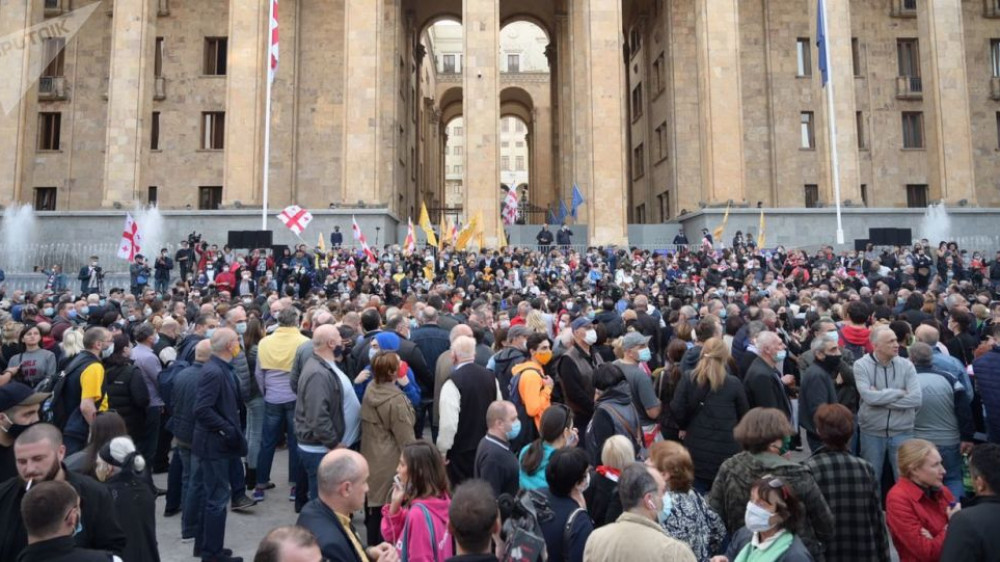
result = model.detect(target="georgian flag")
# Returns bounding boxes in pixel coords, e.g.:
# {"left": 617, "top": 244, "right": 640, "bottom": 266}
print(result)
{"left": 117, "top": 213, "right": 143, "bottom": 261}
{"left": 351, "top": 216, "right": 378, "bottom": 264}
{"left": 502, "top": 188, "right": 519, "bottom": 226}
{"left": 277, "top": 205, "right": 313, "bottom": 235}
{"left": 268, "top": 0, "right": 279, "bottom": 84}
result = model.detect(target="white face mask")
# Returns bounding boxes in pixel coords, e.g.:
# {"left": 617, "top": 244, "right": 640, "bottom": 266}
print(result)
{"left": 584, "top": 329, "right": 598, "bottom": 345}
{"left": 744, "top": 501, "right": 775, "bottom": 533}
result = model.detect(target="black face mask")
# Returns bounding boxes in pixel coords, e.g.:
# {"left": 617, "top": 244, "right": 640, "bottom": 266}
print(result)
{"left": 818, "top": 354, "right": 841, "bottom": 371}
{"left": 1, "top": 418, "right": 35, "bottom": 440}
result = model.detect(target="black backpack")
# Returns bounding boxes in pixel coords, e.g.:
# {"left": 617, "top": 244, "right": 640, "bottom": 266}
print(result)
{"left": 39, "top": 353, "right": 98, "bottom": 428}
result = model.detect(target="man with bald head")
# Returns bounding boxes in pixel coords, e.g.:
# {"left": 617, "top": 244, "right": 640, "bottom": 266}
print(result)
{"left": 914, "top": 323, "right": 974, "bottom": 401}
{"left": 296, "top": 449, "right": 397, "bottom": 562}
{"left": 189, "top": 328, "right": 246, "bottom": 560}
{"left": 437, "top": 335, "right": 503, "bottom": 486}
{"left": 433, "top": 324, "right": 474, "bottom": 429}
{"left": 171, "top": 339, "right": 212, "bottom": 524}
{"left": 743, "top": 331, "right": 794, "bottom": 420}
{"left": 295, "top": 325, "right": 360, "bottom": 500}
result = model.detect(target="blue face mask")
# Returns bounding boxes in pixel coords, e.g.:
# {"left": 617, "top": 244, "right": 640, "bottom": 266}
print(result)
{"left": 506, "top": 420, "right": 522, "bottom": 441}
{"left": 775, "top": 349, "right": 788, "bottom": 363}
{"left": 205, "top": 328, "right": 216, "bottom": 339}
{"left": 68, "top": 310, "right": 77, "bottom": 319}
{"left": 369, "top": 347, "right": 378, "bottom": 362}
{"left": 657, "top": 491, "right": 673, "bottom": 525}
{"left": 235, "top": 322, "right": 248, "bottom": 335}
{"left": 638, "top": 348, "right": 652, "bottom": 363}
{"left": 43, "top": 307, "right": 54, "bottom": 317}
{"left": 718, "top": 309, "right": 728, "bottom": 319}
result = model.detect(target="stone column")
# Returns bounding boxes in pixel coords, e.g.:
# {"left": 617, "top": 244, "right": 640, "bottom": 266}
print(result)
{"left": 463, "top": 0, "right": 500, "bottom": 245}
{"left": 572, "top": 0, "right": 628, "bottom": 245}
{"left": 918, "top": 0, "right": 976, "bottom": 204}
{"left": 553, "top": 14, "right": 573, "bottom": 210}
{"left": 811, "top": 0, "right": 860, "bottom": 205}
{"left": 102, "top": 0, "right": 158, "bottom": 206}
{"left": 568, "top": 1, "right": 592, "bottom": 219}
{"left": 0, "top": 0, "right": 34, "bottom": 203}
{"left": 695, "top": 0, "right": 745, "bottom": 203}
{"left": 341, "top": 0, "right": 381, "bottom": 204}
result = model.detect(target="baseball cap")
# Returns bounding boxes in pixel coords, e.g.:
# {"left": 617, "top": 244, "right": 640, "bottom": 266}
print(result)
{"left": 570, "top": 317, "right": 593, "bottom": 331}
{"left": 0, "top": 382, "right": 50, "bottom": 413}
{"left": 622, "top": 332, "right": 651, "bottom": 349}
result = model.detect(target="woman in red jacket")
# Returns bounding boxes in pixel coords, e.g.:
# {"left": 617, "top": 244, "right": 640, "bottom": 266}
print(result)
{"left": 886, "top": 439, "right": 961, "bottom": 562}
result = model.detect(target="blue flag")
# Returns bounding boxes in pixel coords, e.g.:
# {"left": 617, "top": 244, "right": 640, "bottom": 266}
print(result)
{"left": 557, "top": 200, "right": 569, "bottom": 224}
{"left": 817, "top": 0, "right": 829, "bottom": 87}
{"left": 547, "top": 208, "right": 557, "bottom": 225}
{"left": 571, "top": 184, "right": 585, "bottom": 219}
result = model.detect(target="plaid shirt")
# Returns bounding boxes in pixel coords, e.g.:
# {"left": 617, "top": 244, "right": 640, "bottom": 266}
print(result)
{"left": 804, "top": 448, "right": 891, "bottom": 562}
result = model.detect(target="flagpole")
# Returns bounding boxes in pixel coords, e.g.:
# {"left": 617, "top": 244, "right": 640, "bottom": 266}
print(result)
{"left": 261, "top": 0, "right": 276, "bottom": 231}
{"left": 820, "top": 0, "right": 844, "bottom": 245}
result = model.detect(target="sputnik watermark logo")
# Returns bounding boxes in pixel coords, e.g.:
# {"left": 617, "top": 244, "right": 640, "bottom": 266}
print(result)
{"left": 0, "top": 1, "right": 101, "bottom": 116}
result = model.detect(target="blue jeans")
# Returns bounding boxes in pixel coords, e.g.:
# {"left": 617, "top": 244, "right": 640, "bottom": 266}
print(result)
{"left": 165, "top": 447, "right": 184, "bottom": 512}
{"left": 178, "top": 447, "right": 197, "bottom": 540}
{"left": 860, "top": 432, "right": 912, "bottom": 491}
{"left": 256, "top": 401, "right": 298, "bottom": 486}
{"left": 229, "top": 456, "right": 247, "bottom": 502}
{"left": 190, "top": 454, "right": 231, "bottom": 557}
{"left": 299, "top": 448, "right": 328, "bottom": 501}
{"left": 244, "top": 396, "right": 265, "bottom": 470}
{"left": 937, "top": 443, "right": 965, "bottom": 500}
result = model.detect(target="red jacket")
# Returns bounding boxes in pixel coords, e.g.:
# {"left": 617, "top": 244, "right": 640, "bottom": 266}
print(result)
{"left": 886, "top": 477, "right": 955, "bottom": 562}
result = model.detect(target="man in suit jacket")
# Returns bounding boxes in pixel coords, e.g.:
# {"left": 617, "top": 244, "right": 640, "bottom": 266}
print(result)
{"left": 296, "top": 449, "right": 398, "bottom": 562}
{"left": 190, "top": 328, "right": 245, "bottom": 561}
{"left": 437, "top": 336, "right": 503, "bottom": 487}
{"left": 743, "top": 331, "right": 794, "bottom": 420}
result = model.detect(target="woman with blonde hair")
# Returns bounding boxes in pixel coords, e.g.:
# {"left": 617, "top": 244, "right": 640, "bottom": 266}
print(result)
{"left": 525, "top": 309, "right": 548, "bottom": 335}
{"left": 886, "top": 439, "right": 957, "bottom": 562}
{"left": 648, "top": 441, "right": 725, "bottom": 562}
{"left": 670, "top": 337, "right": 748, "bottom": 491}
{"left": 585, "top": 435, "right": 633, "bottom": 528}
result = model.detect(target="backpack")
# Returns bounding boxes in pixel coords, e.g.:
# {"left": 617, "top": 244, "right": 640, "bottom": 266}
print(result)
{"left": 508, "top": 367, "right": 540, "bottom": 453}
{"left": 159, "top": 359, "right": 190, "bottom": 411}
{"left": 38, "top": 353, "right": 97, "bottom": 428}
{"left": 837, "top": 327, "right": 866, "bottom": 359}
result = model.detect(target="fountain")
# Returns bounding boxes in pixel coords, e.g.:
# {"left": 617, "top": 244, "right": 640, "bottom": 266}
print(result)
{"left": 133, "top": 204, "right": 165, "bottom": 259}
{"left": 919, "top": 202, "right": 951, "bottom": 247}
{"left": 0, "top": 203, "right": 38, "bottom": 273}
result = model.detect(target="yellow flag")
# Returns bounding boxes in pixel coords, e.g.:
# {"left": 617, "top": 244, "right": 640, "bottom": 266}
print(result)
{"left": 757, "top": 209, "right": 766, "bottom": 248}
{"left": 439, "top": 215, "right": 448, "bottom": 249}
{"left": 315, "top": 232, "right": 326, "bottom": 270}
{"left": 419, "top": 202, "right": 437, "bottom": 247}
{"left": 498, "top": 220, "right": 507, "bottom": 248}
{"left": 456, "top": 214, "right": 479, "bottom": 251}
{"left": 475, "top": 211, "right": 485, "bottom": 250}
{"left": 713, "top": 203, "right": 730, "bottom": 242}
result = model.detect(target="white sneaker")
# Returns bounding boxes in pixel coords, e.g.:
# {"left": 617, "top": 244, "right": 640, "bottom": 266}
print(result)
{"left": 180, "top": 536, "right": 195, "bottom": 544}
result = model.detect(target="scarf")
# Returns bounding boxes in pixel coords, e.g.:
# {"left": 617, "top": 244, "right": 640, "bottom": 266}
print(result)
{"left": 734, "top": 531, "right": 794, "bottom": 562}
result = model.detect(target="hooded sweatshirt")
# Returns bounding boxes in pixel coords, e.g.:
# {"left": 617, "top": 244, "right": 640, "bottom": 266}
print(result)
{"left": 854, "top": 353, "right": 922, "bottom": 436}
{"left": 585, "top": 380, "right": 641, "bottom": 465}
{"left": 840, "top": 324, "right": 874, "bottom": 354}
{"left": 380, "top": 495, "right": 454, "bottom": 562}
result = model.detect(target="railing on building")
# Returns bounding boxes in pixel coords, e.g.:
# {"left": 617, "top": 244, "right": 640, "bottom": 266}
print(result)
{"left": 987, "top": 0, "right": 1000, "bottom": 18}
{"left": 890, "top": 0, "right": 917, "bottom": 17}
{"left": 43, "top": 0, "right": 63, "bottom": 17}
{"left": 158, "top": 0, "right": 170, "bottom": 16}
{"left": 895, "top": 76, "right": 923, "bottom": 100}
{"left": 38, "top": 77, "right": 67, "bottom": 101}
{"left": 154, "top": 76, "right": 167, "bottom": 100}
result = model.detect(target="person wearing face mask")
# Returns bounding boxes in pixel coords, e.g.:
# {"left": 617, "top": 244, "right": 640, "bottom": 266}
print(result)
{"left": 473, "top": 401, "right": 521, "bottom": 498}
{"left": 130, "top": 324, "right": 163, "bottom": 467}
{"left": 61, "top": 327, "right": 114, "bottom": 455}
{"left": 0, "top": 424, "right": 126, "bottom": 560}
{"left": 536, "top": 447, "right": 594, "bottom": 562}
{"left": 17, "top": 480, "right": 123, "bottom": 562}
{"left": 585, "top": 364, "right": 642, "bottom": 466}
{"left": 798, "top": 337, "right": 842, "bottom": 453}
{"left": 509, "top": 333, "right": 554, "bottom": 449}
{"left": 743, "top": 331, "right": 794, "bottom": 422}
{"left": 0, "top": 382, "right": 49, "bottom": 482}
{"left": 93, "top": 436, "right": 159, "bottom": 562}
{"left": 707, "top": 408, "right": 833, "bottom": 560}
{"left": 557, "top": 317, "right": 604, "bottom": 432}
{"left": 584, "top": 462, "right": 697, "bottom": 562}
{"left": 99, "top": 333, "right": 151, "bottom": 450}
{"left": 712, "top": 476, "right": 813, "bottom": 562}
{"left": 488, "top": 325, "right": 530, "bottom": 401}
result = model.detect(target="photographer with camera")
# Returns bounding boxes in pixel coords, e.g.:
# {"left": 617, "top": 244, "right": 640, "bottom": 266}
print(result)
{"left": 129, "top": 255, "right": 151, "bottom": 297}
{"left": 78, "top": 256, "right": 103, "bottom": 296}
{"left": 176, "top": 238, "right": 196, "bottom": 280}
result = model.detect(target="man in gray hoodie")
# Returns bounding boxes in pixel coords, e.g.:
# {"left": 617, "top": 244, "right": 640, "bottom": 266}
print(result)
{"left": 854, "top": 325, "right": 922, "bottom": 486}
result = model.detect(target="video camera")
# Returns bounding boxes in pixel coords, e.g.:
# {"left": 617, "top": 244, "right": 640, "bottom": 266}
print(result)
{"left": 497, "top": 490, "right": 552, "bottom": 562}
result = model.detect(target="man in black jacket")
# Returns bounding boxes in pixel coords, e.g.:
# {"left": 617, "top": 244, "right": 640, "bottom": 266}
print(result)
{"left": 940, "top": 443, "right": 1000, "bottom": 560}
{"left": 0, "top": 424, "right": 126, "bottom": 561}
{"left": 473, "top": 401, "right": 520, "bottom": 498}
{"left": 17, "top": 480, "right": 118, "bottom": 562}
{"left": 296, "top": 449, "right": 398, "bottom": 562}
{"left": 743, "top": 331, "right": 794, "bottom": 420}
{"left": 448, "top": 480, "right": 502, "bottom": 562}
{"left": 557, "top": 317, "right": 604, "bottom": 431}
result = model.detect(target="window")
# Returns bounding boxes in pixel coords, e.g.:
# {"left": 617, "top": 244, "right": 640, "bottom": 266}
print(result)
{"left": 454, "top": 146, "right": 463, "bottom": 156}
{"left": 500, "top": 141, "right": 508, "bottom": 148}
{"left": 148, "top": 186, "right": 158, "bottom": 205}
{"left": 635, "top": 203, "right": 646, "bottom": 223}
{"left": 902, "top": 111, "right": 924, "bottom": 148}
{"left": 507, "top": 54, "right": 520, "bottom": 73}
{"left": 454, "top": 165, "right": 462, "bottom": 174}
{"left": 198, "top": 186, "right": 223, "bottom": 210}
{"left": 201, "top": 112, "right": 225, "bottom": 150}
{"left": 804, "top": 184, "right": 819, "bottom": 208}
{"left": 897, "top": 38, "right": 920, "bottom": 78}
{"left": 502, "top": 119, "right": 510, "bottom": 133}
{"left": 151, "top": 111, "right": 160, "bottom": 150}
{"left": 655, "top": 121, "right": 668, "bottom": 161}
{"left": 34, "top": 187, "right": 57, "bottom": 211}
{"left": 657, "top": 191, "right": 670, "bottom": 222}
{"left": 633, "top": 143, "right": 645, "bottom": 178}
{"left": 800, "top": 112, "right": 815, "bottom": 149}
{"left": 515, "top": 120, "right": 525, "bottom": 133}
{"left": 653, "top": 53, "right": 665, "bottom": 94}
{"left": 796, "top": 38, "right": 812, "bottom": 77}
{"left": 38, "top": 112, "right": 61, "bottom": 151}
{"left": 631, "top": 83, "right": 643, "bottom": 121}
{"left": 443, "top": 54, "right": 456, "bottom": 73}
{"left": 851, "top": 38, "right": 862, "bottom": 76}
{"left": 154, "top": 37, "right": 164, "bottom": 77}
{"left": 515, "top": 156, "right": 525, "bottom": 171}
{"left": 992, "top": 40, "right": 1000, "bottom": 77}
{"left": 630, "top": 28, "right": 642, "bottom": 54}
{"left": 515, "top": 141, "right": 524, "bottom": 148}
{"left": 42, "top": 38, "right": 65, "bottom": 78}
{"left": 860, "top": 184, "right": 869, "bottom": 206}
{"left": 204, "top": 37, "right": 227, "bottom": 75}
{"left": 856, "top": 111, "right": 867, "bottom": 149}
{"left": 501, "top": 156, "right": 510, "bottom": 170}
{"left": 906, "top": 184, "right": 928, "bottom": 208}
{"left": 453, "top": 126, "right": 463, "bottom": 136}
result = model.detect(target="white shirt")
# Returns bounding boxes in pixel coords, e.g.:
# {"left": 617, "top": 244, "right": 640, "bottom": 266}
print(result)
{"left": 436, "top": 362, "right": 502, "bottom": 455}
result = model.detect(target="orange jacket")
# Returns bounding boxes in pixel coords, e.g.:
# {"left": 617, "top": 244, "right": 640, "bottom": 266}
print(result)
{"left": 512, "top": 360, "right": 552, "bottom": 429}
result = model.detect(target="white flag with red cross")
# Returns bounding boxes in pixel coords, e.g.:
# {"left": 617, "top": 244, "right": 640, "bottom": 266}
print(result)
{"left": 268, "top": 0, "right": 279, "bottom": 84}
{"left": 503, "top": 188, "right": 519, "bottom": 226}
{"left": 117, "top": 213, "right": 143, "bottom": 261}
{"left": 351, "top": 216, "right": 378, "bottom": 264}
{"left": 278, "top": 205, "right": 313, "bottom": 236}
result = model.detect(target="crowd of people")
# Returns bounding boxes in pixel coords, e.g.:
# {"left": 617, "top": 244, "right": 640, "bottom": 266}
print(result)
{"left": 0, "top": 228, "right": 1000, "bottom": 562}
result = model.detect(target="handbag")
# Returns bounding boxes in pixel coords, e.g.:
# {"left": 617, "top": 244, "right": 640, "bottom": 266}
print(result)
{"left": 401, "top": 502, "right": 439, "bottom": 562}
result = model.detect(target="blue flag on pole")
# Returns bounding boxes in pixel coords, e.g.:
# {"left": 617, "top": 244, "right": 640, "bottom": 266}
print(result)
{"left": 557, "top": 200, "right": 569, "bottom": 224}
{"left": 817, "top": 0, "right": 829, "bottom": 87}
{"left": 571, "top": 184, "right": 585, "bottom": 219}
{"left": 547, "top": 208, "right": 557, "bottom": 225}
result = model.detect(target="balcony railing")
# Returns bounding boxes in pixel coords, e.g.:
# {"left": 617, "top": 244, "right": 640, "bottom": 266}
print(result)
{"left": 891, "top": 0, "right": 917, "bottom": 17}
{"left": 154, "top": 76, "right": 166, "bottom": 100}
{"left": 986, "top": 0, "right": 1000, "bottom": 18}
{"left": 38, "top": 76, "right": 67, "bottom": 101}
{"left": 158, "top": 0, "right": 170, "bottom": 16}
{"left": 896, "top": 75, "right": 923, "bottom": 99}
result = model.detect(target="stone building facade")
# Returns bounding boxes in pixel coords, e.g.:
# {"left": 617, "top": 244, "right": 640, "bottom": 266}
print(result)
{"left": 1, "top": 0, "right": 997, "bottom": 246}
